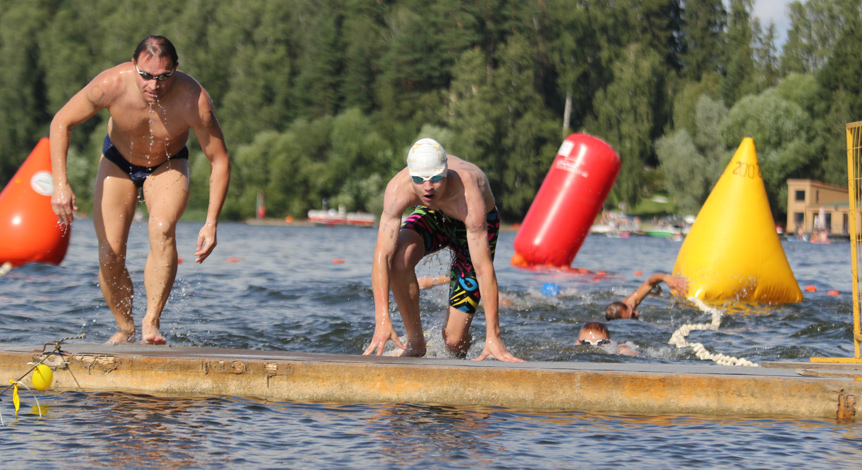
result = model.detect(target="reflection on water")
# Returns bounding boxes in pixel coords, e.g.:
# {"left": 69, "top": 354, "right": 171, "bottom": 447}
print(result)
{"left": 1, "top": 221, "right": 861, "bottom": 468}
{"left": 2, "top": 392, "right": 861, "bottom": 469}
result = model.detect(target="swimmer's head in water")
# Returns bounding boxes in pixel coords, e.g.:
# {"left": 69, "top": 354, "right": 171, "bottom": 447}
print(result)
{"left": 606, "top": 301, "right": 638, "bottom": 320}
{"left": 407, "top": 138, "right": 447, "bottom": 183}
{"left": 577, "top": 322, "right": 610, "bottom": 346}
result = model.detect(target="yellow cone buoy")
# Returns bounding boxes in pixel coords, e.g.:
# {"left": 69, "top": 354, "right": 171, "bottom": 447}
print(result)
{"left": 31, "top": 364, "right": 53, "bottom": 391}
{"left": 672, "top": 137, "right": 802, "bottom": 303}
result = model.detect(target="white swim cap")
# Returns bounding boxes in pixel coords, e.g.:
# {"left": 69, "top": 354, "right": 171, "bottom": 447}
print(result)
{"left": 407, "top": 138, "right": 447, "bottom": 179}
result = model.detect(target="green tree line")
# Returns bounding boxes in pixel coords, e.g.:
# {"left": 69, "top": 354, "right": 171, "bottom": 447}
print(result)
{"left": 0, "top": 0, "right": 859, "bottom": 223}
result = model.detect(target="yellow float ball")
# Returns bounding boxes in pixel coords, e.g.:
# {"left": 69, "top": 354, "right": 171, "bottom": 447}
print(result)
{"left": 31, "top": 364, "right": 53, "bottom": 391}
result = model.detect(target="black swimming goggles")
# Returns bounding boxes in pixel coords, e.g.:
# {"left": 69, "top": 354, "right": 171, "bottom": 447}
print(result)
{"left": 136, "top": 64, "right": 175, "bottom": 82}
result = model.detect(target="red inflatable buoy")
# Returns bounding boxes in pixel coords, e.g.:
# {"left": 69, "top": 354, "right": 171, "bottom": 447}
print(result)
{"left": 512, "top": 134, "right": 620, "bottom": 267}
{"left": 0, "top": 137, "right": 71, "bottom": 267}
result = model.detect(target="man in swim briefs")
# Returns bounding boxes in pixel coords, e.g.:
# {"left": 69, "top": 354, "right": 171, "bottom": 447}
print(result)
{"left": 363, "top": 138, "right": 523, "bottom": 362}
{"left": 50, "top": 35, "right": 231, "bottom": 345}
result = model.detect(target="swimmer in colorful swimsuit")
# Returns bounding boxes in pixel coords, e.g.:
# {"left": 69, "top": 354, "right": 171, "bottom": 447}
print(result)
{"left": 364, "top": 138, "right": 523, "bottom": 362}
{"left": 50, "top": 36, "right": 231, "bottom": 345}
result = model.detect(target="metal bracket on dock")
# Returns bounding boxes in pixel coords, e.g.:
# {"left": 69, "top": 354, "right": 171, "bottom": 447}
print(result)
{"left": 264, "top": 362, "right": 278, "bottom": 388}
{"left": 76, "top": 355, "right": 118, "bottom": 374}
{"left": 35, "top": 352, "right": 68, "bottom": 370}
{"left": 837, "top": 393, "right": 856, "bottom": 421}
{"left": 207, "top": 360, "right": 247, "bottom": 374}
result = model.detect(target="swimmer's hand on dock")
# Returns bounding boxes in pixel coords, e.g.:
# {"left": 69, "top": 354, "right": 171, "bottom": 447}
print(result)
{"left": 363, "top": 322, "right": 406, "bottom": 357}
{"left": 474, "top": 337, "right": 525, "bottom": 363}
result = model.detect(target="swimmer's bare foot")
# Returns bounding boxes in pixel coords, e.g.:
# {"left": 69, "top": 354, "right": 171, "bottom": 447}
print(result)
{"left": 107, "top": 331, "right": 135, "bottom": 344}
{"left": 400, "top": 343, "right": 426, "bottom": 357}
{"left": 142, "top": 332, "right": 167, "bottom": 345}
{"left": 142, "top": 316, "right": 166, "bottom": 345}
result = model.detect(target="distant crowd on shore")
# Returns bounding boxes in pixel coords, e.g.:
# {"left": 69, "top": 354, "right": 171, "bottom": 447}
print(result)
{"left": 792, "top": 225, "right": 831, "bottom": 244}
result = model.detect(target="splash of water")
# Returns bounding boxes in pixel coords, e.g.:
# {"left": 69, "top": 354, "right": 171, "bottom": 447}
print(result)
{"left": 147, "top": 102, "right": 156, "bottom": 165}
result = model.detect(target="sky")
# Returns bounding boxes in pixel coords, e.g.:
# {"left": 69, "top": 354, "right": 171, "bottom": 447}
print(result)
{"left": 751, "top": 0, "right": 795, "bottom": 47}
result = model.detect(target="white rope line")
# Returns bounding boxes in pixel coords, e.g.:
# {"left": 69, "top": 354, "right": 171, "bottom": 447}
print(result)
{"left": 667, "top": 297, "right": 759, "bottom": 367}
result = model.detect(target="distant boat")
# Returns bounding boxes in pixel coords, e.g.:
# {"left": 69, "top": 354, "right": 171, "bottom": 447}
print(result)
{"left": 644, "top": 228, "right": 681, "bottom": 239}
{"left": 590, "top": 218, "right": 638, "bottom": 235}
{"left": 590, "top": 224, "right": 613, "bottom": 234}
{"left": 307, "top": 209, "right": 376, "bottom": 227}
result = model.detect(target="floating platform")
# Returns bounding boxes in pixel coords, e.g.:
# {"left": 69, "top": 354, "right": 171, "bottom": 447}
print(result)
{"left": 1, "top": 344, "right": 860, "bottom": 420}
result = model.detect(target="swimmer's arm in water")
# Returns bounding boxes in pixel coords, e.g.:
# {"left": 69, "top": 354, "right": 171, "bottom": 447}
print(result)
{"left": 623, "top": 273, "right": 690, "bottom": 310}
{"left": 417, "top": 275, "right": 450, "bottom": 290}
{"left": 662, "top": 274, "right": 689, "bottom": 297}
{"left": 618, "top": 343, "right": 639, "bottom": 357}
{"left": 418, "top": 275, "right": 515, "bottom": 309}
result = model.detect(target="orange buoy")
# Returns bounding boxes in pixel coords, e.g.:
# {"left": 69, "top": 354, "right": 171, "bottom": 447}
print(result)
{"left": 332, "top": 259, "right": 345, "bottom": 264}
{"left": 634, "top": 270, "right": 643, "bottom": 276}
{"left": 510, "top": 252, "right": 528, "bottom": 267}
{"left": 256, "top": 189, "right": 266, "bottom": 220}
{"left": 227, "top": 257, "right": 241, "bottom": 263}
{"left": 512, "top": 134, "right": 620, "bottom": 267}
{"left": 804, "top": 285, "right": 817, "bottom": 292}
{"left": 0, "top": 138, "right": 71, "bottom": 267}
{"left": 827, "top": 290, "right": 840, "bottom": 296}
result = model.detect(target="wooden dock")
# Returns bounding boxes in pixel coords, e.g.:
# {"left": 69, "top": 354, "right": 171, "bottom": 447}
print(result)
{"left": 1, "top": 343, "right": 860, "bottom": 420}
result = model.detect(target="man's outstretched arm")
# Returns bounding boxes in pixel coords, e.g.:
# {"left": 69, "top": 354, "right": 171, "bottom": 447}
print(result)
{"left": 623, "top": 273, "right": 689, "bottom": 310}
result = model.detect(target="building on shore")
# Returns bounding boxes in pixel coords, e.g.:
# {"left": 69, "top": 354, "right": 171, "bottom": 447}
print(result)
{"left": 785, "top": 179, "right": 849, "bottom": 236}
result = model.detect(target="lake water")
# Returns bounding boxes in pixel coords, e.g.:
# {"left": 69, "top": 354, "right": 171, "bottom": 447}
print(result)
{"left": 1, "top": 220, "right": 861, "bottom": 468}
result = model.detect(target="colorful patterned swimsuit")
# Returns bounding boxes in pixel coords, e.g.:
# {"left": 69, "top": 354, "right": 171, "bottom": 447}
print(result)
{"left": 401, "top": 206, "right": 500, "bottom": 314}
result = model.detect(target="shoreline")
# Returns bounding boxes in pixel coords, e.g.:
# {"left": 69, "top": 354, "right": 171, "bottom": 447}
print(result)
{"left": 240, "top": 218, "right": 853, "bottom": 242}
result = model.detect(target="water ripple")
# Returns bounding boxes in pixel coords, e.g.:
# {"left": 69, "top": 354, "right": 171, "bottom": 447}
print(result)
{"left": 3, "top": 222, "right": 862, "bottom": 468}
